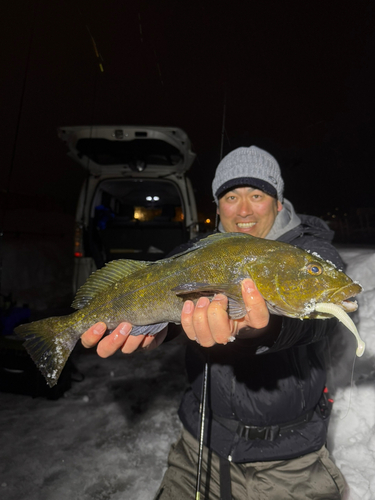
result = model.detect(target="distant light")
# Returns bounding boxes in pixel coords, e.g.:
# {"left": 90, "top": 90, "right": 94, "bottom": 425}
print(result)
{"left": 205, "top": 219, "right": 211, "bottom": 224}
{"left": 153, "top": 196, "right": 159, "bottom": 201}
{"left": 146, "top": 196, "right": 152, "bottom": 201}
{"left": 130, "top": 160, "right": 146, "bottom": 172}
{"left": 146, "top": 195, "right": 160, "bottom": 201}
{"left": 74, "top": 252, "right": 83, "bottom": 258}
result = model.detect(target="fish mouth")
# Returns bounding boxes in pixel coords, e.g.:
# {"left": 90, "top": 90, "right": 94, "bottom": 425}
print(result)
{"left": 340, "top": 300, "right": 358, "bottom": 313}
{"left": 327, "top": 282, "right": 362, "bottom": 312}
{"left": 266, "top": 281, "right": 362, "bottom": 318}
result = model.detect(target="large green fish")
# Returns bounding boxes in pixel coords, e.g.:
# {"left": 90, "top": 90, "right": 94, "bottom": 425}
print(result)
{"left": 15, "top": 233, "right": 364, "bottom": 387}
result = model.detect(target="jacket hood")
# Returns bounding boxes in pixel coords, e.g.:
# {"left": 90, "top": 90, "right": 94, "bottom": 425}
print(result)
{"left": 265, "top": 198, "right": 301, "bottom": 241}
{"left": 266, "top": 198, "right": 335, "bottom": 244}
{"left": 297, "top": 213, "right": 335, "bottom": 242}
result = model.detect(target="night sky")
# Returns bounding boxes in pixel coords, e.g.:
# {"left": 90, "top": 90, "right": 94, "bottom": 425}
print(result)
{"left": 2, "top": 0, "right": 375, "bottom": 229}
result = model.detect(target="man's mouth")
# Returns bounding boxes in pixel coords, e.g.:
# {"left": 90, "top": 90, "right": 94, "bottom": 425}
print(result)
{"left": 237, "top": 222, "right": 256, "bottom": 229}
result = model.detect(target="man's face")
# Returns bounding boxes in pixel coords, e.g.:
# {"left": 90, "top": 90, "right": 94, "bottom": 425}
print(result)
{"left": 217, "top": 186, "right": 282, "bottom": 239}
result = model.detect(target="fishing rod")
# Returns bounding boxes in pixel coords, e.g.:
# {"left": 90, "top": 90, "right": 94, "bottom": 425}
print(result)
{"left": 0, "top": 0, "right": 38, "bottom": 304}
{"left": 195, "top": 360, "right": 208, "bottom": 500}
{"left": 220, "top": 84, "right": 227, "bottom": 161}
{"left": 195, "top": 86, "right": 228, "bottom": 499}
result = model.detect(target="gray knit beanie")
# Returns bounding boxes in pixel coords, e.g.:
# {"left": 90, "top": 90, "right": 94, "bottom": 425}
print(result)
{"left": 212, "top": 145, "right": 284, "bottom": 204}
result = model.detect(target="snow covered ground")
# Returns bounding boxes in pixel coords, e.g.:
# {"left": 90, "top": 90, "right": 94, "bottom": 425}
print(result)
{"left": 327, "top": 246, "right": 375, "bottom": 500}
{"left": 0, "top": 246, "right": 375, "bottom": 500}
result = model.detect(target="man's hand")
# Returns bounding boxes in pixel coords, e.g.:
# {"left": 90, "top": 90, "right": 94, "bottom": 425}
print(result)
{"left": 81, "top": 322, "right": 168, "bottom": 357}
{"left": 180, "top": 279, "right": 270, "bottom": 347}
{"left": 80, "top": 278, "right": 270, "bottom": 355}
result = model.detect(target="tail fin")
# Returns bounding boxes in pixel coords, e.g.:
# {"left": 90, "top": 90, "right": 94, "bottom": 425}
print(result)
{"left": 15, "top": 316, "right": 79, "bottom": 388}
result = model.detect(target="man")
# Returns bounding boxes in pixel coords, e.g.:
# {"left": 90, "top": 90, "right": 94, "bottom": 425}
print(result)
{"left": 81, "top": 146, "right": 347, "bottom": 499}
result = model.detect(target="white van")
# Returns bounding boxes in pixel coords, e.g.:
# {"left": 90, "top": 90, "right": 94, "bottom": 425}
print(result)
{"left": 58, "top": 125, "right": 199, "bottom": 292}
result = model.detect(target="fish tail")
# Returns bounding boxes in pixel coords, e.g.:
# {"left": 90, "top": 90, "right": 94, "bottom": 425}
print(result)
{"left": 14, "top": 315, "right": 80, "bottom": 388}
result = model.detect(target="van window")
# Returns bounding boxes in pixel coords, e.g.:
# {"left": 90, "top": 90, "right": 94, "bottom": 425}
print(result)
{"left": 89, "top": 179, "right": 188, "bottom": 267}
{"left": 76, "top": 138, "right": 183, "bottom": 166}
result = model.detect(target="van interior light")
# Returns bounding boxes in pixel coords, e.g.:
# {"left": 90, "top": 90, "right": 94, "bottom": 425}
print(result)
{"left": 129, "top": 160, "right": 146, "bottom": 172}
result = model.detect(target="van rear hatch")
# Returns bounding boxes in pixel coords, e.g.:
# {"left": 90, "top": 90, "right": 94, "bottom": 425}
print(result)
{"left": 58, "top": 125, "right": 196, "bottom": 175}
{"left": 58, "top": 125, "right": 198, "bottom": 281}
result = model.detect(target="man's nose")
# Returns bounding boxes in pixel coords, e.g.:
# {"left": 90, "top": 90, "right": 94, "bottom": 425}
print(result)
{"left": 238, "top": 199, "right": 253, "bottom": 216}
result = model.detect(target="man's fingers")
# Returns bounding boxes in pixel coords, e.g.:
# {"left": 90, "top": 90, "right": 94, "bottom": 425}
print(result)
{"left": 96, "top": 322, "right": 132, "bottom": 358}
{"left": 241, "top": 279, "right": 269, "bottom": 329}
{"left": 207, "top": 294, "right": 233, "bottom": 344}
{"left": 120, "top": 331, "right": 149, "bottom": 354}
{"left": 81, "top": 283, "right": 269, "bottom": 355}
{"left": 80, "top": 322, "right": 167, "bottom": 356}
{"left": 81, "top": 322, "right": 107, "bottom": 349}
{"left": 142, "top": 328, "right": 169, "bottom": 351}
{"left": 179, "top": 281, "right": 269, "bottom": 347}
{"left": 119, "top": 325, "right": 168, "bottom": 353}
{"left": 180, "top": 300, "right": 196, "bottom": 341}
{"left": 181, "top": 298, "right": 216, "bottom": 347}
{"left": 193, "top": 297, "right": 216, "bottom": 347}
{"left": 139, "top": 334, "right": 157, "bottom": 351}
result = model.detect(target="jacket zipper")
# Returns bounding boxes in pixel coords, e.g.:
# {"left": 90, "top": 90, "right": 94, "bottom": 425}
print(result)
{"left": 292, "top": 349, "right": 306, "bottom": 410}
{"left": 228, "top": 375, "right": 238, "bottom": 460}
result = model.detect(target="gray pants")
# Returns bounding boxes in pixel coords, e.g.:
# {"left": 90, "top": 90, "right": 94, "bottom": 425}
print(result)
{"left": 154, "top": 428, "right": 348, "bottom": 500}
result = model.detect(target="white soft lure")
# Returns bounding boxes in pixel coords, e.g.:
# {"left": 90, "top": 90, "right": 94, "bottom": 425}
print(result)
{"left": 315, "top": 302, "right": 365, "bottom": 357}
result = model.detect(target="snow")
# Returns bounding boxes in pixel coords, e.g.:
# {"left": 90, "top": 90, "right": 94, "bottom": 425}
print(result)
{"left": 326, "top": 246, "right": 375, "bottom": 500}
{"left": 1, "top": 246, "right": 375, "bottom": 500}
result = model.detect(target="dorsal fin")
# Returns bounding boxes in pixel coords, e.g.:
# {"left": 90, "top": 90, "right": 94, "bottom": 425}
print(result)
{"left": 71, "top": 259, "right": 150, "bottom": 309}
{"left": 163, "top": 232, "right": 253, "bottom": 261}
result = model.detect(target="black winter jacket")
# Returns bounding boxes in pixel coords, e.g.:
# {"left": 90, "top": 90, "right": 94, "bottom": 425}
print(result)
{"left": 176, "top": 215, "right": 344, "bottom": 463}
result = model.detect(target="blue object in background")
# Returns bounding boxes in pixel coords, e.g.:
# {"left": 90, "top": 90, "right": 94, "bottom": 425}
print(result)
{"left": 0, "top": 306, "right": 31, "bottom": 335}
{"left": 95, "top": 205, "right": 115, "bottom": 230}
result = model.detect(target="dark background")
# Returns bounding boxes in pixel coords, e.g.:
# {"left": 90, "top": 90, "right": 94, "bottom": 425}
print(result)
{"left": 1, "top": 0, "right": 375, "bottom": 310}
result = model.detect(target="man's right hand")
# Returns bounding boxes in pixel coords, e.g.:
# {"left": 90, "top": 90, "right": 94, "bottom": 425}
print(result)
{"left": 81, "top": 322, "right": 168, "bottom": 357}
{"left": 180, "top": 279, "right": 271, "bottom": 347}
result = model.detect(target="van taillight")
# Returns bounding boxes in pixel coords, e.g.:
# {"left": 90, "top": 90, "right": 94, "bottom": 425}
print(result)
{"left": 74, "top": 223, "right": 84, "bottom": 258}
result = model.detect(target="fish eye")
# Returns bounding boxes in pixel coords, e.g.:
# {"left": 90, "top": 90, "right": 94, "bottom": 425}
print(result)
{"left": 307, "top": 263, "right": 323, "bottom": 276}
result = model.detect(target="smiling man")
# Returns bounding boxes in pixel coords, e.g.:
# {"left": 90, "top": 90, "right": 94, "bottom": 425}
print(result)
{"left": 216, "top": 186, "right": 282, "bottom": 237}
{"left": 213, "top": 146, "right": 283, "bottom": 238}
{"left": 81, "top": 146, "right": 348, "bottom": 499}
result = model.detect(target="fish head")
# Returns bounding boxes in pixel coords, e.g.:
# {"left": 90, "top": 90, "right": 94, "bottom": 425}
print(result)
{"left": 245, "top": 245, "right": 362, "bottom": 319}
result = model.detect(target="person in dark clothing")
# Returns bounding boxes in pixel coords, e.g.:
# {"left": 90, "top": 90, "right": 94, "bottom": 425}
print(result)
{"left": 81, "top": 146, "right": 348, "bottom": 499}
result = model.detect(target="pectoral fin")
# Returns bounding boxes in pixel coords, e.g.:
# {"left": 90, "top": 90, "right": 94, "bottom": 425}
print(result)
{"left": 172, "top": 282, "right": 247, "bottom": 320}
{"left": 227, "top": 297, "right": 247, "bottom": 319}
